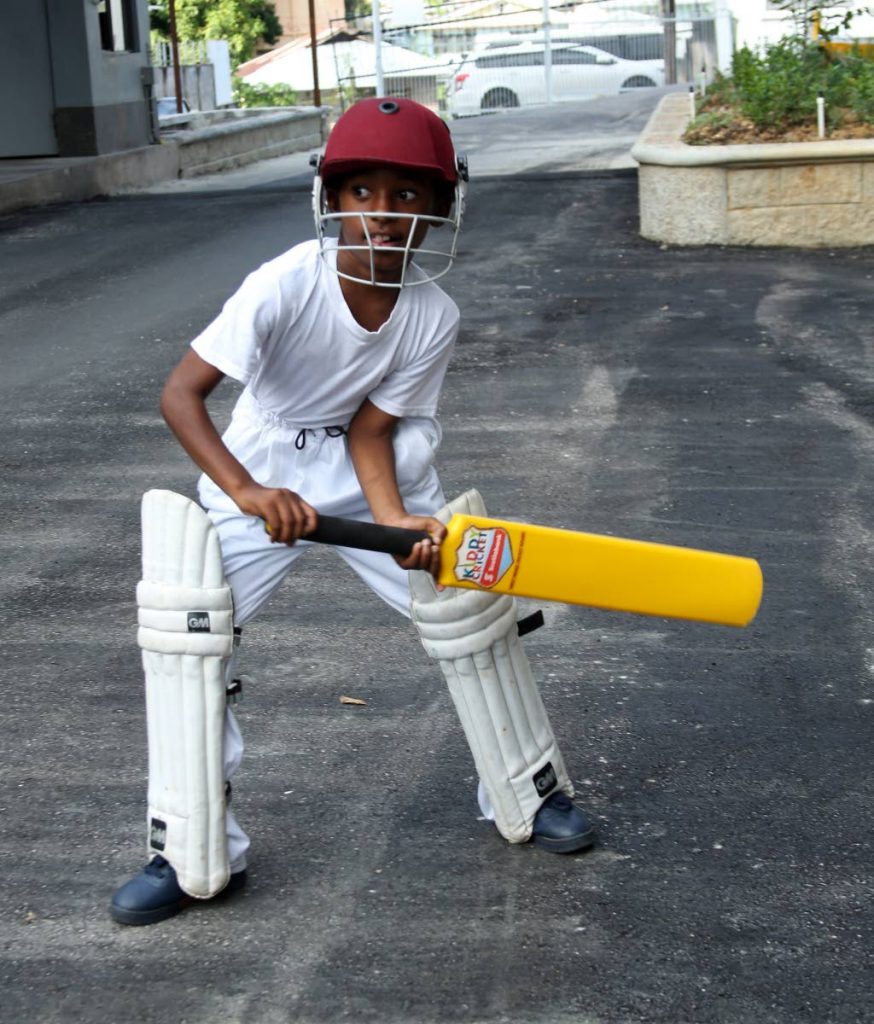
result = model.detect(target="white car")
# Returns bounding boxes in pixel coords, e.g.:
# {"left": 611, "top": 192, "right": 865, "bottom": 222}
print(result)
{"left": 448, "top": 42, "right": 664, "bottom": 117}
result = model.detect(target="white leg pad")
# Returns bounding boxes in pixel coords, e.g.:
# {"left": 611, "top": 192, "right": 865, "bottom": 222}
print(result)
{"left": 136, "top": 490, "right": 234, "bottom": 898}
{"left": 410, "top": 490, "right": 573, "bottom": 843}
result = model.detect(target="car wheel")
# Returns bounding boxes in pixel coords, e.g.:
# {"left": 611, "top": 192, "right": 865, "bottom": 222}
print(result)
{"left": 481, "top": 88, "right": 520, "bottom": 110}
{"left": 621, "top": 76, "right": 657, "bottom": 89}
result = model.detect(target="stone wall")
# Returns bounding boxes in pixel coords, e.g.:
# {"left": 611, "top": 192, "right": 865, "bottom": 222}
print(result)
{"left": 172, "top": 107, "right": 326, "bottom": 177}
{"left": 631, "top": 93, "right": 874, "bottom": 247}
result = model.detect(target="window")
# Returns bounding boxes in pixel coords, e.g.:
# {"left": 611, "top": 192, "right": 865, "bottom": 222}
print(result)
{"left": 98, "top": 0, "right": 137, "bottom": 53}
{"left": 573, "top": 34, "right": 664, "bottom": 60}
{"left": 552, "top": 48, "right": 602, "bottom": 65}
{"left": 476, "top": 51, "right": 545, "bottom": 68}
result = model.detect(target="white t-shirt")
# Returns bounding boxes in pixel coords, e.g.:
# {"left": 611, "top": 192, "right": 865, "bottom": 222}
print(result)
{"left": 192, "top": 239, "right": 459, "bottom": 425}
{"left": 190, "top": 239, "right": 460, "bottom": 514}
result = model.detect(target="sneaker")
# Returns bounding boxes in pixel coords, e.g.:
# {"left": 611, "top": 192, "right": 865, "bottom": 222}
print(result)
{"left": 109, "top": 855, "right": 246, "bottom": 926}
{"left": 530, "top": 791, "right": 596, "bottom": 853}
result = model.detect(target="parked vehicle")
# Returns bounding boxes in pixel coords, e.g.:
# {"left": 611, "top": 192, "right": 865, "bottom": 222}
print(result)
{"left": 447, "top": 42, "right": 664, "bottom": 117}
{"left": 156, "top": 96, "right": 191, "bottom": 120}
{"left": 477, "top": 32, "right": 666, "bottom": 61}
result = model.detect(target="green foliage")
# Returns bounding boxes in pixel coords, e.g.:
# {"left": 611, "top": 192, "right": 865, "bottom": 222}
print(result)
{"left": 149, "top": 4, "right": 170, "bottom": 36}
{"left": 702, "top": 69, "right": 740, "bottom": 108}
{"left": 232, "top": 79, "right": 299, "bottom": 108}
{"left": 716, "top": 36, "right": 874, "bottom": 128}
{"left": 685, "top": 109, "right": 738, "bottom": 139}
{"left": 345, "top": 0, "right": 372, "bottom": 20}
{"left": 773, "top": 2, "right": 871, "bottom": 42}
{"left": 730, "top": 37, "right": 825, "bottom": 126}
{"left": 844, "top": 50, "right": 874, "bottom": 119}
{"left": 150, "top": 0, "right": 281, "bottom": 66}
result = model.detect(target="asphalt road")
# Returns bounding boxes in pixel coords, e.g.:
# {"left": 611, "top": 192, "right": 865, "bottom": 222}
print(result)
{"left": 2, "top": 97, "right": 874, "bottom": 1023}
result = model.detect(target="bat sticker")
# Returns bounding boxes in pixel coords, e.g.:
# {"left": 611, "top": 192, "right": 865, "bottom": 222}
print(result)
{"left": 454, "top": 524, "right": 515, "bottom": 588}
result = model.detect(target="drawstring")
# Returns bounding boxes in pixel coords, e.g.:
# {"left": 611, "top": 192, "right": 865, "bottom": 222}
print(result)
{"left": 294, "top": 425, "right": 348, "bottom": 450}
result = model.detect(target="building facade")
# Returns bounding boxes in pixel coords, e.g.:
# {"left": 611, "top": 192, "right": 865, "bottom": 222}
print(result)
{"left": 272, "top": 0, "right": 346, "bottom": 42}
{"left": 1, "top": 0, "right": 154, "bottom": 158}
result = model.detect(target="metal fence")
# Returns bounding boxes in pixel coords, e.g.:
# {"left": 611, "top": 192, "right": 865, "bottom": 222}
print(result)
{"left": 152, "top": 38, "right": 209, "bottom": 68}
{"left": 328, "top": 3, "right": 718, "bottom": 117}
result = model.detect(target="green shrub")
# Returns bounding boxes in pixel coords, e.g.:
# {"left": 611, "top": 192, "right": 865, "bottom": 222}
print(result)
{"left": 846, "top": 52, "right": 874, "bottom": 121}
{"left": 702, "top": 69, "right": 740, "bottom": 108}
{"left": 683, "top": 108, "right": 740, "bottom": 144}
{"left": 707, "top": 36, "right": 874, "bottom": 131}
{"left": 731, "top": 37, "right": 828, "bottom": 127}
{"left": 232, "top": 79, "right": 299, "bottom": 108}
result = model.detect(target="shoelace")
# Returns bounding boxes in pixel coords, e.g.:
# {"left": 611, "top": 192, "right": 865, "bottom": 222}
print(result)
{"left": 144, "top": 855, "right": 171, "bottom": 876}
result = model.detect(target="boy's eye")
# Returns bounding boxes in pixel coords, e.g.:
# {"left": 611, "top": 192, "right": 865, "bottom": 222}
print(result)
{"left": 351, "top": 185, "right": 371, "bottom": 199}
{"left": 398, "top": 188, "right": 418, "bottom": 201}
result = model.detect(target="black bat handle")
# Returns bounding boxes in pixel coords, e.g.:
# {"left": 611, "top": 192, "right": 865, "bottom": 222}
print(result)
{"left": 307, "top": 515, "right": 431, "bottom": 557}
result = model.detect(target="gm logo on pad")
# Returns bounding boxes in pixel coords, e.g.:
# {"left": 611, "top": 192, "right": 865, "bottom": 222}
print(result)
{"left": 187, "top": 611, "right": 211, "bottom": 633}
{"left": 150, "top": 817, "right": 167, "bottom": 851}
{"left": 533, "top": 761, "right": 557, "bottom": 797}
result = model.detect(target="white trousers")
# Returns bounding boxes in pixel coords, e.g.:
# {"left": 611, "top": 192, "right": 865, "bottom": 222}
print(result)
{"left": 209, "top": 484, "right": 445, "bottom": 872}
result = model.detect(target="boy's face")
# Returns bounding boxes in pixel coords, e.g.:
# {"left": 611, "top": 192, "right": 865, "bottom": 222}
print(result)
{"left": 327, "top": 167, "right": 450, "bottom": 286}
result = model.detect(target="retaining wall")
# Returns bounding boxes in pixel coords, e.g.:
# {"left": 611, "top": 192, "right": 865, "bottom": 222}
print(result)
{"left": 0, "top": 106, "right": 328, "bottom": 216}
{"left": 631, "top": 93, "right": 874, "bottom": 247}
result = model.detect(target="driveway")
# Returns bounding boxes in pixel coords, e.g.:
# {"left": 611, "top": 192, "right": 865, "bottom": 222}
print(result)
{"left": 2, "top": 89, "right": 872, "bottom": 1023}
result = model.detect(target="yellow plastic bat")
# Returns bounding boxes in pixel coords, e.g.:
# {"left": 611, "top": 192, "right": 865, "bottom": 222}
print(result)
{"left": 306, "top": 513, "right": 763, "bottom": 627}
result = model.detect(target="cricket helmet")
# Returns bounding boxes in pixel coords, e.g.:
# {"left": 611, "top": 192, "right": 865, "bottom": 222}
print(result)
{"left": 311, "top": 98, "right": 468, "bottom": 288}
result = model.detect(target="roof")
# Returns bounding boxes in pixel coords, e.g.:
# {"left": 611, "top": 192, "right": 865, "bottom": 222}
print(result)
{"left": 239, "top": 36, "right": 448, "bottom": 90}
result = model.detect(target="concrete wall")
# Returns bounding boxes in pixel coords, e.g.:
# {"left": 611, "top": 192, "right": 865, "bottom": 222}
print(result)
{"left": 154, "top": 65, "right": 218, "bottom": 112}
{"left": 46, "top": 0, "right": 154, "bottom": 156}
{"left": 174, "top": 108, "right": 327, "bottom": 177}
{"left": 0, "top": 3, "right": 58, "bottom": 156}
{"left": 632, "top": 93, "right": 874, "bottom": 248}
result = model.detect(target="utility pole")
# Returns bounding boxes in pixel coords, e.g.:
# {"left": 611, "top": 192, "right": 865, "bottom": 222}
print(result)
{"left": 168, "top": 0, "right": 183, "bottom": 112}
{"left": 543, "top": 0, "right": 553, "bottom": 104}
{"left": 373, "top": 0, "right": 385, "bottom": 97}
{"left": 661, "top": 0, "right": 677, "bottom": 85}
{"left": 308, "top": 0, "right": 321, "bottom": 107}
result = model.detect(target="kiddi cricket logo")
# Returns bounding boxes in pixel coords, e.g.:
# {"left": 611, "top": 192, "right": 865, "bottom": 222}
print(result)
{"left": 454, "top": 525, "right": 514, "bottom": 588}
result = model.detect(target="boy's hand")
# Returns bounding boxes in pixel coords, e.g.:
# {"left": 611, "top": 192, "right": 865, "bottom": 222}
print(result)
{"left": 233, "top": 482, "right": 318, "bottom": 545}
{"left": 383, "top": 514, "right": 447, "bottom": 581}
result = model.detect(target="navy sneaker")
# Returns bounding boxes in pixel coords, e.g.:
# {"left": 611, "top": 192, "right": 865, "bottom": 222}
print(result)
{"left": 110, "top": 855, "right": 247, "bottom": 926}
{"left": 531, "top": 791, "right": 596, "bottom": 853}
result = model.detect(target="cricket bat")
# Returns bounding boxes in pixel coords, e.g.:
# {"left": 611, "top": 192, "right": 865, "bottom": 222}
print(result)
{"left": 303, "top": 513, "right": 763, "bottom": 627}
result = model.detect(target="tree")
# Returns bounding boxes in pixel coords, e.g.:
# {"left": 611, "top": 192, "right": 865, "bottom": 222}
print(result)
{"left": 150, "top": 0, "right": 282, "bottom": 66}
{"left": 345, "top": 0, "right": 372, "bottom": 21}
{"left": 775, "top": 1, "right": 871, "bottom": 41}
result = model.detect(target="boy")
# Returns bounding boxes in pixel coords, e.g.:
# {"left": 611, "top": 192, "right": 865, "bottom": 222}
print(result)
{"left": 110, "top": 98, "right": 593, "bottom": 927}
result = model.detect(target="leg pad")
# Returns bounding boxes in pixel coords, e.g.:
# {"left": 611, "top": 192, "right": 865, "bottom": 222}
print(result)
{"left": 137, "top": 490, "right": 234, "bottom": 898}
{"left": 410, "top": 490, "right": 573, "bottom": 843}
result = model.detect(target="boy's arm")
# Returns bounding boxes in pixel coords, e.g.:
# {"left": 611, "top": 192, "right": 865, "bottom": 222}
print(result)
{"left": 160, "top": 349, "right": 317, "bottom": 545}
{"left": 347, "top": 398, "right": 446, "bottom": 575}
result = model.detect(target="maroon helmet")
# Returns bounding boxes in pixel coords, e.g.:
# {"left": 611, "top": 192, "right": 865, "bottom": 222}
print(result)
{"left": 319, "top": 97, "right": 462, "bottom": 185}
{"left": 311, "top": 98, "right": 468, "bottom": 288}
